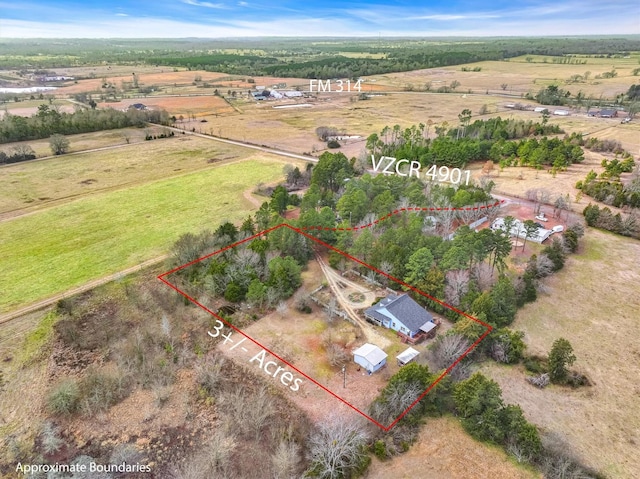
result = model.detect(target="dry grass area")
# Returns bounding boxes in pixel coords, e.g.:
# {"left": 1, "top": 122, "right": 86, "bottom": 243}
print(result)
{"left": 185, "top": 92, "right": 507, "bottom": 154}
{"left": 0, "top": 125, "right": 167, "bottom": 158}
{"left": 481, "top": 229, "right": 640, "bottom": 479}
{"left": 372, "top": 54, "right": 639, "bottom": 98}
{"left": 366, "top": 416, "right": 539, "bottom": 479}
{"left": 469, "top": 149, "right": 608, "bottom": 210}
{"left": 98, "top": 95, "right": 236, "bottom": 117}
{"left": 0, "top": 134, "right": 259, "bottom": 218}
{"left": 57, "top": 68, "right": 310, "bottom": 96}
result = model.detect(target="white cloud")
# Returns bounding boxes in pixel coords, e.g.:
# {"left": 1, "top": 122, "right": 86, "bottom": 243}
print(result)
{"left": 115, "top": 13, "right": 128, "bottom": 17}
{"left": 237, "top": 1, "right": 248, "bottom": 6}
{"left": 181, "top": 0, "right": 226, "bottom": 9}
{"left": 409, "top": 14, "right": 500, "bottom": 21}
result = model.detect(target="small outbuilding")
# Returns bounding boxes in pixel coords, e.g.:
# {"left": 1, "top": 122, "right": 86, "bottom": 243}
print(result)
{"left": 396, "top": 347, "right": 420, "bottom": 366}
{"left": 599, "top": 109, "right": 618, "bottom": 118}
{"left": 353, "top": 343, "right": 387, "bottom": 374}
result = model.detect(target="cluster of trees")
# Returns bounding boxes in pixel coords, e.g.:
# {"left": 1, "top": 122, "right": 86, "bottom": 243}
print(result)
{"left": 0, "top": 105, "right": 170, "bottom": 144}
{"left": 491, "top": 136, "right": 584, "bottom": 173}
{"left": 583, "top": 204, "right": 639, "bottom": 238}
{"left": 0, "top": 143, "right": 36, "bottom": 164}
{"left": 366, "top": 117, "right": 564, "bottom": 171}
{"left": 171, "top": 220, "right": 308, "bottom": 307}
{"left": 576, "top": 163, "right": 640, "bottom": 209}
{"left": 531, "top": 85, "right": 572, "bottom": 105}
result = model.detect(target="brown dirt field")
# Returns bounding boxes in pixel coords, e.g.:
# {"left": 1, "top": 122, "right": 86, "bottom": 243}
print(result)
{"left": 481, "top": 229, "right": 640, "bottom": 479}
{"left": 98, "top": 95, "right": 235, "bottom": 117}
{"left": 57, "top": 69, "right": 230, "bottom": 95}
{"left": 365, "top": 416, "right": 540, "bottom": 479}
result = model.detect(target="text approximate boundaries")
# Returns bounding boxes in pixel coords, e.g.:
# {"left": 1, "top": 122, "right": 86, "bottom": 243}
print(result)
{"left": 158, "top": 204, "right": 500, "bottom": 430}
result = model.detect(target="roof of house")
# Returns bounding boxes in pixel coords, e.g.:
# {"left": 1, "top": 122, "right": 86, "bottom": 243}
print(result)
{"left": 353, "top": 343, "right": 387, "bottom": 365}
{"left": 600, "top": 109, "right": 617, "bottom": 116}
{"left": 396, "top": 347, "right": 420, "bottom": 364}
{"left": 365, "top": 294, "right": 433, "bottom": 332}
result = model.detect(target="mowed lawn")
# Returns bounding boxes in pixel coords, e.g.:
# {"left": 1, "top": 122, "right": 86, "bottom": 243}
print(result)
{"left": 0, "top": 157, "right": 291, "bottom": 313}
{"left": 481, "top": 229, "right": 640, "bottom": 478}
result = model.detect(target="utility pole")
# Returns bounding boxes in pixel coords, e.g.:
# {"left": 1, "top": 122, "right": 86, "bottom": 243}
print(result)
{"left": 342, "top": 365, "right": 346, "bottom": 388}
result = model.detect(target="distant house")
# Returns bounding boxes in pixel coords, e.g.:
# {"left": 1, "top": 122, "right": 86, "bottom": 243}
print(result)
{"left": 553, "top": 110, "right": 570, "bottom": 116}
{"left": 534, "top": 107, "right": 549, "bottom": 113}
{"left": 283, "top": 91, "right": 303, "bottom": 98}
{"left": 353, "top": 343, "right": 387, "bottom": 373}
{"left": 491, "top": 217, "right": 553, "bottom": 243}
{"left": 251, "top": 90, "right": 270, "bottom": 100}
{"left": 129, "top": 103, "right": 147, "bottom": 111}
{"left": 396, "top": 347, "right": 420, "bottom": 366}
{"left": 587, "top": 110, "right": 599, "bottom": 117}
{"left": 599, "top": 109, "right": 618, "bottom": 118}
{"left": 365, "top": 294, "right": 438, "bottom": 344}
{"left": 269, "top": 90, "right": 284, "bottom": 99}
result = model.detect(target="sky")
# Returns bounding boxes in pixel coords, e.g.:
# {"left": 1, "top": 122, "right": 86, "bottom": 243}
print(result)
{"left": 0, "top": 0, "right": 638, "bottom": 38}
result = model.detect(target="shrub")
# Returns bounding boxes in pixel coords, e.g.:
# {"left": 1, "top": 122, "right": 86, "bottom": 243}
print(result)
{"left": 524, "top": 355, "right": 547, "bottom": 374}
{"left": 47, "top": 379, "right": 80, "bottom": 416}
{"left": 327, "top": 139, "right": 341, "bottom": 149}
{"left": 77, "top": 368, "right": 130, "bottom": 416}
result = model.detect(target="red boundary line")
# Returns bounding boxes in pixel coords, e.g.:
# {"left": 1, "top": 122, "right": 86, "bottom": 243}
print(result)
{"left": 158, "top": 206, "right": 498, "bottom": 431}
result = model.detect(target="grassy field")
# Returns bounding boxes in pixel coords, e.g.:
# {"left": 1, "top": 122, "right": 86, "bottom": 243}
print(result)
{"left": 481, "top": 229, "right": 640, "bottom": 478}
{"left": 0, "top": 134, "right": 254, "bottom": 217}
{"left": 0, "top": 125, "right": 173, "bottom": 158}
{"left": 0, "top": 156, "right": 299, "bottom": 313}
{"left": 366, "top": 416, "right": 539, "bottom": 479}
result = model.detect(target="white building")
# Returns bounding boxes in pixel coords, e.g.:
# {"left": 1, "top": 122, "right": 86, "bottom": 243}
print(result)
{"left": 491, "top": 217, "right": 553, "bottom": 243}
{"left": 353, "top": 343, "right": 387, "bottom": 374}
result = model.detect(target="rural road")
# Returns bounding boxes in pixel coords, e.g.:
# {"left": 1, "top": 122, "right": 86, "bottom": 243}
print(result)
{"left": 0, "top": 255, "right": 168, "bottom": 326}
{"left": 315, "top": 254, "right": 390, "bottom": 349}
{"left": 153, "top": 123, "right": 319, "bottom": 164}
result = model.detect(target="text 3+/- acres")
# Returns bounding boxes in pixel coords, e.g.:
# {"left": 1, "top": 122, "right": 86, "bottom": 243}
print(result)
{"left": 208, "top": 320, "right": 303, "bottom": 392}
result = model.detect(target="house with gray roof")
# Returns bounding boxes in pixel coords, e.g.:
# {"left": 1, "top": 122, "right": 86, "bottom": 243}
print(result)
{"left": 364, "top": 294, "right": 437, "bottom": 343}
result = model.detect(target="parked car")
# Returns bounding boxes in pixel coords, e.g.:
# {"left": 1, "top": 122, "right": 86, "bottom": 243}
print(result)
{"left": 621, "top": 117, "right": 631, "bottom": 124}
{"left": 552, "top": 225, "right": 564, "bottom": 233}
{"left": 535, "top": 213, "right": 548, "bottom": 222}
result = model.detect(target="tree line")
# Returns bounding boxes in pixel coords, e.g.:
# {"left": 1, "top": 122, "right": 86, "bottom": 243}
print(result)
{"left": 366, "top": 117, "right": 564, "bottom": 170}
{"left": 0, "top": 105, "right": 170, "bottom": 144}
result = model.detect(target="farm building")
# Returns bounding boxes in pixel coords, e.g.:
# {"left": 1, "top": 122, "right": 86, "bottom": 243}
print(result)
{"left": 599, "top": 109, "right": 618, "bottom": 118}
{"left": 553, "top": 110, "right": 570, "bottom": 116}
{"left": 365, "top": 294, "right": 438, "bottom": 344}
{"left": 491, "top": 217, "right": 553, "bottom": 243}
{"left": 251, "top": 90, "right": 270, "bottom": 100}
{"left": 534, "top": 107, "right": 549, "bottom": 113}
{"left": 128, "top": 103, "right": 147, "bottom": 111}
{"left": 396, "top": 347, "right": 420, "bottom": 366}
{"left": 353, "top": 343, "right": 387, "bottom": 373}
{"left": 283, "top": 91, "right": 303, "bottom": 98}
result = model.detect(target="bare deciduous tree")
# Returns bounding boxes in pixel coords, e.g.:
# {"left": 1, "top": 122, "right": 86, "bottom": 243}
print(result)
{"left": 223, "top": 386, "right": 276, "bottom": 440}
{"left": 271, "top": 439, "right": 301, "bottom": 479}
{"left": 445, "top": 270, "right": 470, "bottom": 307}
{"left": 430, "top": 333, "right": 472, "bottom": 380}
{"left": 472, "top": 262, "right": 496, "bottom": 291}
{"left": 324, "top": 297, "right": 338, "bottom": 322}
{"left": 306, "top": 419, "right": 369, "bottom": 479}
